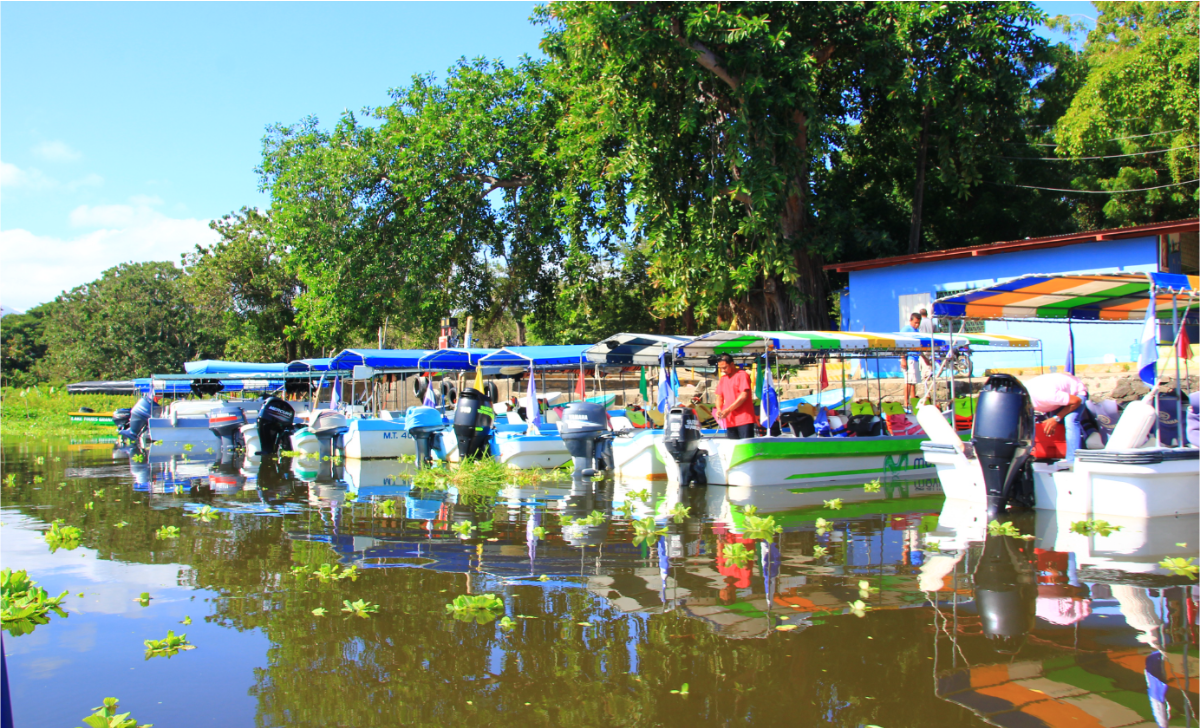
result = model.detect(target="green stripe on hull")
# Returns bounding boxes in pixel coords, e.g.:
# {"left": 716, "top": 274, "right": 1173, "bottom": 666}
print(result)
{"left": 787, "top": 466, "right": 891, "bottom": 480}
{"left": 729, "top": 492, "right": 946, "bottom": 529}
{"left": 729, "top": 437, "right": 926, "bottom": 469}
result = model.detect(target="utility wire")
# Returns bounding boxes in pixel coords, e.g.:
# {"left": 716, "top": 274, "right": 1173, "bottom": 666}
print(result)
{"left": 1025, "top": 128, "right": 1188, "bottom": 146}
{"left": 1003, "top": 144, "right": 1198, "bottom": 161}
{"left": 986, "top": 179, "right": 1199, "bottom": 194}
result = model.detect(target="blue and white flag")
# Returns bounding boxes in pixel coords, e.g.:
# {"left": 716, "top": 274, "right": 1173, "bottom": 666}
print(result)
{"left": 526, "top": 364, "right": 542, "bottom": 427}
{"left": 1137, "top": 294, "right": 1158, "bottom": 387}
{"left": 657, "top": 352, "right": 673, "bottom": 413}
{"left": 422, "top": 376, "right": 436, "bottom": 408}
{"left": 759, "top": 354, "right": 780, "bottom": 430}
{"left": 330, "top": 377, "right": 341, "bottom": 409}
{"left": 1065, "top": 321, "right": 1075, "bottom": 375}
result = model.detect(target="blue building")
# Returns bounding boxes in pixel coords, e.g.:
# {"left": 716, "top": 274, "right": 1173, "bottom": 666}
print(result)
{"left": 828, "top": 219, "right": 1198, "bottom": 375}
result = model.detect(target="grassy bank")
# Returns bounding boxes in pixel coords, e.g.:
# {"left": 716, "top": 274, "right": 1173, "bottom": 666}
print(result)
{"left": 1, "top": 386, "right": 136, "bottom": 439}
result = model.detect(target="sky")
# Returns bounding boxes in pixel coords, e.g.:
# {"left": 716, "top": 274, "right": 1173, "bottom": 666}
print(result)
{"left": 0, "top": 1, "right": 1095, "bottom": 313}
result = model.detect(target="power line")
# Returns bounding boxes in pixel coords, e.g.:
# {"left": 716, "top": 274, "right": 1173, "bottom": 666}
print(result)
{"left": 1003, "top": 144, "right": 1198, "bottom": 161}
{"left": 1026, "top": 128, "right": 1189, "bottom": 147}
{"left": 986, "top": 178, "right": 1199, "bottom": 194}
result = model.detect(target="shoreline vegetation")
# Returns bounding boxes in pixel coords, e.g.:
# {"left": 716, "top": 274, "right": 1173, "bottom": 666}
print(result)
{"left": 0, "top": 386, "right": 135, "bottom": 439}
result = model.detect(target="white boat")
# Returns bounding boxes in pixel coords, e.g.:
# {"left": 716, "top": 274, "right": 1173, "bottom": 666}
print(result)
{"left": 147, "top": 399, "right": 253, "bottom": 445}
{"left": 343, "top": 418, "right": 416, "bottom": 460}
{"left": 657, "top": 433, "right": 936, "bottom": 488}
{"left": 494, "top": 429, "right": 572, "bottom": 469}
{"left": 610, "top": 428, "right": 666, "bottom": 481}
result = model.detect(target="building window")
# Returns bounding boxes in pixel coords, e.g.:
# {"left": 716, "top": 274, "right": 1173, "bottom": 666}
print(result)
{"left": 1161, "top": 232, "right": 1199, "bottom": 275}
{"left": 934, "top": 289, "right": 985, "bottom": 333}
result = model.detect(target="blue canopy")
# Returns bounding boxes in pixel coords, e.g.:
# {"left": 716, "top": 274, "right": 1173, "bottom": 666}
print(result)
{"left": 329, "top": 349, "right": 434, "bottom": 370}
{"left": 184, "top": 360, "right": 288, "bottom": 375}
{"left": 478, "top": 345, "right": 589, "bottom": 369}
{"left": 287, "top": 358, "right": 333, "bottom": 373}
{"left": 416, "top": 348, "right": 498, "bottom": 370}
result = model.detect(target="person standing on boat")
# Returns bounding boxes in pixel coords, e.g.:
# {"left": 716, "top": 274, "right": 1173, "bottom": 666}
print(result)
{"left": 901, "top": 312, "right": 926, "bottom": 407}
{"left": 714, "top": 354, "right": 757, "bottom": 439}
{"left": 1026, "top": 372, "right": 1088, "bottom": 462}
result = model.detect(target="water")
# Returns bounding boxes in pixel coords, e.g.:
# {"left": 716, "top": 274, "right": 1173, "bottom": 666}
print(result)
{"left": 2, "top": 437, "right": 1196, "bottom": 727}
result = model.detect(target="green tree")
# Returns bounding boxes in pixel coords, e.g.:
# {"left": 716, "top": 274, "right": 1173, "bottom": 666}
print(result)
{"left": 0, "top": 303, "right": 54, "bottom": 386}
{"left": 183, "top": 208, "right": 313, "bottom": 363}
{"left": 1052, "top": 1, "right": 1199, "bottom": 226}
{"left": 40, "top": 261, "right": 220, "bottom": 381}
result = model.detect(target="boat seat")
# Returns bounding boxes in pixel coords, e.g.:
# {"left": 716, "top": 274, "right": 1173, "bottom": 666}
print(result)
{"left": 850, "top": 400, "right": 878, "bottom": 416}
{"left": 693, "top": 404, "right": 718, "bottom": 429}
{"left": 793, "top": 403, "right": 817, "bottom": 416}
{"left": 953, "top": 396, "right": 977, "bottom": 431}
{"left": 626, "top": 410, "right": 649, "bottom": 428}
{"left": 880, "top": 401, "right": 906, "bottom": 416}
{"left": 645, "top": 408, "right": 665, "bottom": 427}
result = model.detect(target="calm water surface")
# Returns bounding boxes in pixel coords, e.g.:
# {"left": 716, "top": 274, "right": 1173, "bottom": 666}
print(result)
{"left": 2, "top": 437, "right": 1196, "bottom": 727}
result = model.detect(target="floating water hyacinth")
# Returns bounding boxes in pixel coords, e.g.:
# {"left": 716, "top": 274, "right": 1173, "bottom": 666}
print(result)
{"left": 45, "top": 520, "right": 82, "bottom": 552}
{"left": 987, "top": 519, "right": 1023, "bottom": 537}
{"left": 498, "top": 616, "right": 517, "bottom": 631}
{"left": 631, "top": 517, "right": 668, "bottom": 547}
{"left": 188, "top": 506, "right": 219, "bottom": 522}
{"left": 451, "top": 521, "right": 476, "bottom": 536}
{"left": 848, "top": 600, "right": 869, "bottom": 617}
{"left": 341, "top": 599, "right": 379, "bottom": 618}
{"left": 823, "top": 498, "right": 843, "bottom": 510}
{"left": 377, "top": 500, "right": 397, "bottom": 516}
{"left": 1069, "top": 520, "right": 1123, "bottom": 537}
{"left": 863, "top": 480, "right": 881, "bottom": 493}
{"left": 181, "top": 616, "right": 192, "bottom": 625}
{"left": 1159, "top": 557, "right": 1198, "bottom": 579}
{"left": 669, "top": 683, "right": 690, "bottom": 696}
{"left": 155, "top": 526, "right": 181, "bottom": 539}
{"left": 577, "top": 510, "right": 606, "bottom": 527}
{"left": 445, "top": 593, "right": 503, "bottom": 624}
{"left": 722, "top": 542, "right": 753, "bottom": 568}
{"left": 1, "top": 568, "right": 68, "bottom": 637}
{"left": 626, "top": 489, "right": 652, "bottom": 505}
{"left": 79, "top": 697, "right": 152, "bottom": 728}
{"left": 812, "top": 545, "right": 829, "bottom": 559}
{"left": 669, "top": 504, "right": 691, "bottom": 524}
{"left": 532, "top": 526, "right": 546, "bottom": 539}
{"left": 144, "top": 630, "right": 194, "bottom": 658}
{"left": 743, "top": 514, "right": 782, "bottom": 543}
{"left": 311, "top": 607, "right": 327, "bottom": 617}
{"left": 814, "top": 517, "right": 832, "bottom": 535}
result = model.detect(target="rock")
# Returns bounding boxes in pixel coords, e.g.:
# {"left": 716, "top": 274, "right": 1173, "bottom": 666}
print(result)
{"left": 1108, "top": 376, "right": 1151, "bottom": 403}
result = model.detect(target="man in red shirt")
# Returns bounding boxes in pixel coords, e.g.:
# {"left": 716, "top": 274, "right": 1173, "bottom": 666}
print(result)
{"left": 714, "top": 353, "right": 758, "bottom": 439}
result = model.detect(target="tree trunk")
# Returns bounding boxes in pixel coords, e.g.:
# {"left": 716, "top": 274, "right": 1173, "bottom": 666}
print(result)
{"left": 908, "top": 104, "right": 933, "bottom": 256}
{"left": 516, "top": 320, "right": 527, "bottom": 347}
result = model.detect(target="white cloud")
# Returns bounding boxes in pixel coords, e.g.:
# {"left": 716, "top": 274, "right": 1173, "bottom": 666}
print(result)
{"left": 1, "top": 207, "right": 219, "bottom": 309}
{"left": 0, "top": 160, "right": 102, "bottom": 192}
{"left": 32, "top": 140, "right": 82, "bottom": 162}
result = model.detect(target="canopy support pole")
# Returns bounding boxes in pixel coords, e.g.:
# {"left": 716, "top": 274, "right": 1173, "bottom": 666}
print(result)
{"left": 1173, "top": 293, "right": 1183, "bottom": 447}
{"left": 841, "top": 353, "right": 847, "bottom": 417}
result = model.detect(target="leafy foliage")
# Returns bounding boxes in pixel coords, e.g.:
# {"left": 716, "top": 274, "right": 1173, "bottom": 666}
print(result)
{"left": 1, "top": 568, "right": 68, "bottom": 637}
{"left": 1069, "top": 519, "right": 1124, "bottom": 537}
{"left": 144, "top": 630, "right": 195, "bottom": 658}
{"left": 631, "top": 517, "right": 668, "bottom": 547}
{"left": 721, "top": 542, "right": 753, "bottom": 568}
{"left": 77, "top": 697, "right": 153, "bottom": 728}
{"left": 445, "top": 593, "right": 504, "bottom": 624}
{"left": 45, "top": 519, "right": 82, "bottom": 552}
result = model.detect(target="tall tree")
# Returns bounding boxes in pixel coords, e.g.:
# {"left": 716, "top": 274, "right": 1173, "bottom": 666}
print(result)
{"left": 0, "top": 304, "right": 54, "bottom": 387}
{"left": 40, "top": 261, "right": 218, "bottom": 381}
{"left": 183, "top": 208, "right": 312, "bottom": 363}
{"left": 1052, "top": 1, "right": 1199, "bottom": 226}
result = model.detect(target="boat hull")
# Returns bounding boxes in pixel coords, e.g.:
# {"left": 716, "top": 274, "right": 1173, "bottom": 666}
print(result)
{"left": 611, "top": 430, "right": 667, "bottom": 481}
{"left": 494, "top": 432, "right": 571, "bottom": 469}
{"left": 657, "top": 435, "right": 935, "bottom": 488}
{"left": 343, "top": 419, "right": 416, "bottom": 460}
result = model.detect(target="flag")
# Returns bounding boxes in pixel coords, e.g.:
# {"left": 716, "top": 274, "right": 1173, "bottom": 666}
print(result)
{"left": 1137, "top": 295, "right": 1158, "bottom": 387}
{"left": 1065, "top": 322, "right": 1075, "bottom": 375}
{"left": 753, "top": 360, "right": 763, "bottom": 399}
{"left": 1178, "top": 325, "right": 1192, "bottom": 360}
{"left": 330, "top": 377, "right": 341, "bottom": 409}
{"left": 670, "top": 366, "right": 679, "bottom": 403}
{"left": 818, "top": 358, "right": 829, "bottom": 392}
{"left": 473, "top": 363, "right": 483, "bottom": 393}
{"left": 759, "top": 354, "right": 780, "bottom": 430}
{"left": 639, "top": 366, "right": 648, "bottom": 403}
{"left": 575, "top": 365, "right": 586, "bottom": 401}
{"left": 526, "top": 364, "right": 542, "bottom": 427}
{"left": 422, "top": 374, "right": 435, "bottom": 408}
{"left": 656, "top": 352, "right": 671, "bottom": 413}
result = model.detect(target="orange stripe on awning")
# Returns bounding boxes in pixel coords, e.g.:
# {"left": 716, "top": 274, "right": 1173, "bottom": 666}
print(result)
{"left": 1022, "top": 696, "right": 1107, "bottom": 727}
{"left": 971, "top": 664, "right": 1015, "bottom": 689}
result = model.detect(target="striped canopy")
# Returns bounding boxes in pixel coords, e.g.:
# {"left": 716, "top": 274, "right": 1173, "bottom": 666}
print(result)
{"left": 585, "top": 333, "right": 691, "bottom": 367}
{"left": 933, "top": 272, "right": 1198, "bottom": 321}
{"left": 677, "top": 331, "right": 1038, "bottom": 358}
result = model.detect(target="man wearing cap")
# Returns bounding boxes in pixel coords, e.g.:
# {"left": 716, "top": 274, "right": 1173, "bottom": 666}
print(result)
{"left": 1026, "top": 372, "right": 1088, "bottom": 462}
{"left": 714, "top": 353, "right": 757, "bottom": 439}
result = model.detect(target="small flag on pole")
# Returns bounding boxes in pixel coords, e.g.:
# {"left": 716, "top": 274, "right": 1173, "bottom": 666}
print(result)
{"left": 818, "top": 358, "right": 829, "bottom": 392}
{"left": 474, "top": 363, "right": 483, "bottom": 393}
{"left": 657, "top": 352, "right": 671, "bottom": 413}
{"left": 526, "top": 364, "right": 541, "bottom": 427}
{"left": 639, "top": 366, "right": 648, "bottom": 404}
{"left": 330, "top": 377, "right": 341, "bottom": 409}
{"left": 759, "top": 353, "right": 780, "bottom": 431}
{"left": 1137, "top": 295, "right": 1158, "bottom": 387}
{"left": 575, "top": 366, "right": 586, "bottom": 401}
{"left": 1065, "top": 322, "right": 1075, "bottom": 375}
{"left": 1178, "top": 325, "right": 1192, "bottom": 360}
{"left": 422, "top": 374, "right": 435, "bottom": 408}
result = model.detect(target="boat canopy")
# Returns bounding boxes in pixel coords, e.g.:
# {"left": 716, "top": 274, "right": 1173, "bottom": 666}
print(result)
{"left": 585, "top": 334, "right": 691, "bottom": 367}
{"left": 183, "top": 360, "right": 289, "bottom": 375}
{"left": 66, "top": 380, "right": 140, "bottom": 395}
{"left": 287, "top": 358, "right": 333, "bottom": 373}
{"left": 478, "top": 345, "right": 590, "bottom": 370}
{"left": 676, "top": 331, "right": 1038, "bottom": 359}
{"left": 329, "top": 349, "right": 434, "bottom": 371}
{"left": 932, "top": 272, "right": 1198, "bottom": 321}
{"left": 134, "top": 378, "right": 222, "bottom": 395}
{"left": 417, "top": 348, "right": 498, "bottom": 370}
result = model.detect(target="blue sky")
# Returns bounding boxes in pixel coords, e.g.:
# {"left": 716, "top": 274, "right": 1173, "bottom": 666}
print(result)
{"left": 0, "top": 2, "right": 1094, "bottom": 311}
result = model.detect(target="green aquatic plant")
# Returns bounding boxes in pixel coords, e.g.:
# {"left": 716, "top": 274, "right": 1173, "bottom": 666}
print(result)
{"left": 743, "top": 514, "right": 782, "bottom": 544}
{"left": 452, "top": 521, "right": 476, "bottom": 537}
{"left": 312, "top": 564, "right": 358, "bottom": 583}
{"left": 560, "top": 515, "right": 576, "bottom": 527}
{"left": 1, "top": 568, "right": 68, "bottom": 637}
{"left": 722, "top": 542, "right": 753, "bottom": 568}
{"left": 631, "top": 517, "right": 668, "bottom": 547}
{"left": 205, "top": 447, "right": 214, "bottom": 454}
{"left": 45, "top": 520, "right": 82, "bottom": 551}
{"left": 77, "top": 697, "right": 153, "bottom": 728}
{"left": 670, "top": 504, "right": 691, "bottom": 524}
{"left": 1159, "top": 557, "right": 1198, "bottom": 579}
{"left": 577, "top": 510, "right": 606, "bottom": 527}
{"left": 1069, "top": 520, "right": 1123, "bottom": 537}
{"left": 823, "top": 498, "right": 844, "bottom": 510}
{"left": 112, "top": 521, "right": 129, "bottom": 529}
{"left": 84, "top": 501, "right": 94, "bottom": 511}
{"left": 144, "top": 630, "right": 193, "bottom": 658}
{"left": 738, "top": 505, "right": 759, "bottom": 516}
{"left": 858, "top": 580, "right": 879, "bottom": 599}
{"left": 35, "top": 456, "right": 45, "bottom": 465}
{"left": 311, "top": 607, "right": 328, "bottom": 617}
{"left": 670, "top": 683, "right": 690, "bottom": 696}
{"left": 341, "top": 598, "right": 379, "bottom": 618}
{"left": 3, "top": 473, "right": 15, "bottom": 487}
{"left": 396, "top": 454, "right": 417, "bottom": 464}
{"left": 814, "top": 517, "right": 832, "bottom": 535}
{"left": 180, "top": 616, "right": 191, "bottom": 625}
{"left": 812, "top": 545, "right": 829, "bottom": 559}
{"left": 155, "top": 525, "right": 181, "bottom": 539}
{"left": 130, "top": 454, "right": 145, "bottom": 463}
{"left": 376, "top": 499, "right": 398, "bottom": 516}
{"left": 627, "top": 488, "right": 652, "bottom": 505}
{"left": 183, "top": 443, "right": 193, "bottom": 452}
{"left": 532, "top": 526, "right": 547, "bottom": 539}
{"left": 498, "top": 615, "right": 517, "bottom": 631}
{"left": 445, "top": 593, "right": 504, "bottom": 624}
{"left": 188, "top": 506, "right": 219, "bottom": 522}
{"left": 279, "top": 450, "right": 306, "bottom": 458}
{"left": 135, "top": 592, "right": 151, "bottom": 607}
{"left": 863, "top": 479, "right": 881, "bottom": 493}
{"left": 93, "top": 489, "right": 105, "bottom": 497}
{"left": 33, "top": 475, "right": 44, "bottom": 484}
{"left": 617, "top": 501, "right": 635, "bottom": 520}
{"left": 987, "top": 520, "right": 1022, "bottom": 538}
{"left": 848, "top": 600, "right": 870, "bottom": 618}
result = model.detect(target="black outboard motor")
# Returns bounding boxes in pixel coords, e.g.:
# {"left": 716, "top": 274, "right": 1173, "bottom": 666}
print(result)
{"left": 781, "top": 410, "right": 815, "bottom": 437}
{"left": 560, "top": 401, "right": 611, "bottom": 481}
{"left": 208, "top": 404, "right": 246, "bottom": 451}
{"left": 118, "top": 396, "right": 155, "bottom": 446}
{"left": 972, "top": 516, "right": 1038, "bottom": 655}
{"left": 663, "top": 406, "right": 707, "bottom": 488}
{"left": 453, "top": 388, "right": 495, "bottom": 460}
{"left": 972, "top": 374, "right": 1035, "bottom": 514}
{"left": 256, "top": 397, "right": 295, "bottom": 455}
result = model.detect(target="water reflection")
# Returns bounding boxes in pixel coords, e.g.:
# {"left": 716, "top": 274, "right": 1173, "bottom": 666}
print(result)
{"left": 1, "top": 438, "right": 1195, "bottom": 728}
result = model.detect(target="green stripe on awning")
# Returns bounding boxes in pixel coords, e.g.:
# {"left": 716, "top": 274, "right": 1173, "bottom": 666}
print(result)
{"left": 713, "top": 336, "right": 763, "bottom": 355}
{"left": 781, "top": 331, "right": 846, "bottom": 350}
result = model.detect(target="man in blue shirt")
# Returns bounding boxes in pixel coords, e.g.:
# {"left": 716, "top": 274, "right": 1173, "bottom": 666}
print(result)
{"left": 901, "top": 312, "right": 924, "bottom": 407}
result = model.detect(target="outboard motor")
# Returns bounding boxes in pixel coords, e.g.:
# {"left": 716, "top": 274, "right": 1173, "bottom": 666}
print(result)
{"left": 309, "top": 410, "right": 349, "bottom": 458}
{"left": 256, "top": 397, "right": 295, "bottom": 455}
{"left": 663, "top": 406, "right": 707, "bottom": 488}
{"left": 560, "top": 401, "right": 611, "bottom": 481}
{"left": 453, "top": 389, "right": 495, "bottom": 461}
{"left": 972, "top": 516, "right": 1037, "bottom": 655}
{"left": 118, "top": 396, "right": 155, "bottom": 446}
{"left": 208, "top": 404, "right": 247, "bottom": 451}
{"left": 113, "top": 408, "right": 132, "bottom": 434}
{"left": 971, "top": 374, "right": 1035, "bottom": 514}
{"left": 405, "top": 405, "right": 447, "bottom": 467}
